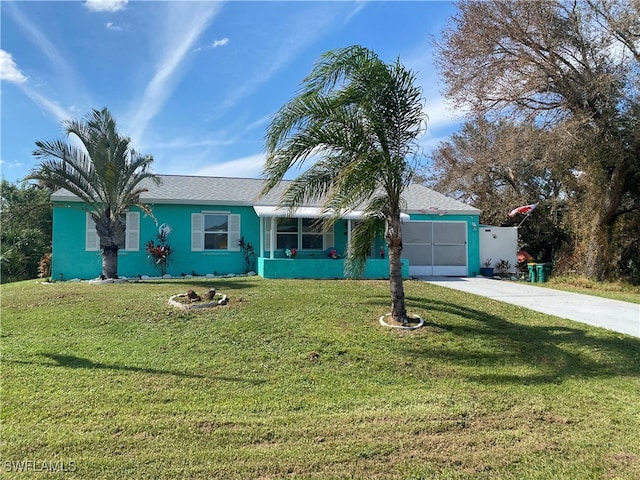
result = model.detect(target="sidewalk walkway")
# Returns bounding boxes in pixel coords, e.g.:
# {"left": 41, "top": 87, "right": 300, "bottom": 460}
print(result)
{"left": 421, "top": 276, "right": 640, "bottom": 338}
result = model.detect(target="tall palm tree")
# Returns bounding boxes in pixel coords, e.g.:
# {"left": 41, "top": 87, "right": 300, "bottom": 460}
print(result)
{"left": 27, "top": 107, "right": 159, "bottom": 279}
{"left": 262, "top": 46, "right": 426, "bottom": 323}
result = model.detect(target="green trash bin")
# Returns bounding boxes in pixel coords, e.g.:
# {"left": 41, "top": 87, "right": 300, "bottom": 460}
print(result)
{"left": 545, "top": 263, "right": 553, "bottom": 281}
{"left": 536, "top": 263, "right": 552, "bottom": 282}
{"left": 527, "top": 263, "right": 537, "bottom": 283}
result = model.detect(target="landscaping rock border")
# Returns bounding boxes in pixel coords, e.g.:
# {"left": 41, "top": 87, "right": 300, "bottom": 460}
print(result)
{"left": 168, "top": 293, "right": 229, "bottom": 310}
{"left": 47, "top": 271, "right": 258, "bottom": 284}
{"left": 379, "top": 313, "right": 424, "bottom": 330}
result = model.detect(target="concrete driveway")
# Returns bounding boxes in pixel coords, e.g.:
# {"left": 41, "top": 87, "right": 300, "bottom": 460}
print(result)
{"left": 421, "top": 276, "right": 640, "bottom": 338}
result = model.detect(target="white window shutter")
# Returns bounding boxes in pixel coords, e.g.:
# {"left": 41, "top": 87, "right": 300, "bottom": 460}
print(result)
{"left": 191, "top": 213, "right": 203, "bottom": 251}
{"left": 126, "top": 212, "right": 140, "bottom": 251}
{"left": 228, "top": 214, "right": 241, "bottom": 251}
{"left": 86, "top": 213, "right": 100, "bottom": 251}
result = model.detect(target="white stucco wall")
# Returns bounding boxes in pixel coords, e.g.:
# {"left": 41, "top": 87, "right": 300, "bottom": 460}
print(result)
{"left": 479, "top": 226, "right": 518, "bottom": 274}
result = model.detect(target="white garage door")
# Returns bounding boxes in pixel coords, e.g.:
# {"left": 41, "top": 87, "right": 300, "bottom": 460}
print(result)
{"left": 402, "top": 221, "right": 468, "bottom": 276}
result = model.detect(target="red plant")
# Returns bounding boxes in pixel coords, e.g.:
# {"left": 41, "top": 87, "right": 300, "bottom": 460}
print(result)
{"left": 146, "top": 229, "right": 173, "bottom": 275}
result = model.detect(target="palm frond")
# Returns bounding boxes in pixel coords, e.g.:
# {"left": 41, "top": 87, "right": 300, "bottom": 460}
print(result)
{"left": 28, "top": 107, "right": 158, "bottom": 241}
{"left": 262, "top": 45, "right": 425, "bottom": 320}
{"left": 344, "top": 209, "right": 386, "bottom": 277}
{"left": 304, "top": 46, "right": 382, "bottom": 95}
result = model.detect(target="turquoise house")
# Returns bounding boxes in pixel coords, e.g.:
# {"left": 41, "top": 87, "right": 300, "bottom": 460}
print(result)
{"left": 50, "top": 175, "right": 481, "bottom": 280}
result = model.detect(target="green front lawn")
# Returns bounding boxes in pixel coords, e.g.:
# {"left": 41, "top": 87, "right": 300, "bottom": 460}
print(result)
{"left": 2, "top": 278, "right": 639, "bottom": 479}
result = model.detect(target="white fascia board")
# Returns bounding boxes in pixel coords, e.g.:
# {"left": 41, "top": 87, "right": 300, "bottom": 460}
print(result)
{"left": 406, "top": 209, "right": 481, "bottom": 216}
{"left": 253, "top": 205, "right": 409, "bottom": 220}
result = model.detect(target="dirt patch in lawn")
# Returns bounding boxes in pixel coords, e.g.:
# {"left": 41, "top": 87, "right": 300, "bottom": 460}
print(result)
{"left": 168, "top": 288, "right": 229, "bottom": 310}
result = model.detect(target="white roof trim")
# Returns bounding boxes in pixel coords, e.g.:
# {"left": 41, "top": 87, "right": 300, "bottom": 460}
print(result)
{"left": 253, "top": 205, "right": 409, "bottom": 220}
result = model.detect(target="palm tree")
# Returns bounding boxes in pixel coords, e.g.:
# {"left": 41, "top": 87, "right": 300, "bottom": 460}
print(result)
{"left": 262, "top": 46, "right": 426, "bottom": 323}
{"left": 27, "top": 107, "right": 159, "bottom": 279}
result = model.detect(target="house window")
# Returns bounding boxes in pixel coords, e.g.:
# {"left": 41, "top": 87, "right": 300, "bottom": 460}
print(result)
{"left": 301, "top": 218, "right": 324, "bottom": 249}
{"left": 204, "top": 214, "right": 229, "bottom": 250}
{"left": 276, "top": 218, "right": 299, "bottom": 250}
{"left": 274, "top": 218, "right": 326, "bottom": 251}
{"left": 86, "top": 211, "right": 139, "bottom": 252}
{"left": 191, "top": 212, "right": 241, "bottom": 252}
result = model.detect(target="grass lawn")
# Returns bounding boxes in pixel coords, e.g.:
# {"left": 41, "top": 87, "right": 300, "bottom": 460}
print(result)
{"left": 545, "top": 276, "right": 640, "bottom": 304}
{"left": 2, "top": 277, "right": 639, "bottom": 479}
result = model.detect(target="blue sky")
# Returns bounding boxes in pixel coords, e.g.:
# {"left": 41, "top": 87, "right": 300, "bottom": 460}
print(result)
{"left": 1, "top": 0, "right": 462, "bottom": 184}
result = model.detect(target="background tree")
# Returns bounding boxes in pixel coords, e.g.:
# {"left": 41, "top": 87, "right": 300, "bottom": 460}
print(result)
{"left": 262, "top": 45, "right": 426, "bottom": 323}
{"left": 435, "top": 0, "right": 640, "bottom": 280}
{"left": 428, "top": 118, "right": 577, "bottom": 264}
{"left": 27, "top": 108, "right": 159, "bottom": 279}
{"left": 0, "top": 180, "right": 53, "bottom": 283}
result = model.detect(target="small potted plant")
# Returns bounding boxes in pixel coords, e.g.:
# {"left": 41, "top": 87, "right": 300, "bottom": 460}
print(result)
{"left": 480, "top": 258, "right": 494, "bottom": 277}
{"left": 494, "top": 259, "right": 512, "bottom": 278}
{"left": 327, "top": 248, "right": 339, "bottom": 259}
{"left": 285, "top": 248, "right": 297, "bottom": 258}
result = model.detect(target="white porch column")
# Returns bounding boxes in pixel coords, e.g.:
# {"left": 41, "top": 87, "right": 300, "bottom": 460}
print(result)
{"left": 270, "top": 218, "right": 275, "bottom": 259}
{"left": 259, "top": 216, "right": 264, "bottom": 258}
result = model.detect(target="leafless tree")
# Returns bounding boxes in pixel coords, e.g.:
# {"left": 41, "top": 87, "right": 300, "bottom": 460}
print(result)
{"left": 428, "top": 117, "right": 579, "bottom": 264}
{"left": 435, "top": 0, "right": 640, "bottom": 279}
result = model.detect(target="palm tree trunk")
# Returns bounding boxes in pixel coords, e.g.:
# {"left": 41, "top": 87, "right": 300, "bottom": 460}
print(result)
{"left": 95, "top": 216, "right": 125, "bottom": 279}
{"left": 386, "top": 213, "right": 408, "bottom": 323}
{"left": 101, "top": 245, "right": 119, "bottom": 279}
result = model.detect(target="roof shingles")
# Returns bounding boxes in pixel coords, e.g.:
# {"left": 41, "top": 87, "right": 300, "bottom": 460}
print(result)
{"left": 51, "top": 174, "right": 480, "bottom": 214}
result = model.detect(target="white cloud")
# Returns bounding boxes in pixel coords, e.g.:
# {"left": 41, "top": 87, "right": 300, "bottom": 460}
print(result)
{"left": 400, "top": 34, "right": 469, "bottom": 152}
{"left": 127, "top": 2, "right": 223, "bottom": 144}
{"left": 3, "top": 2, "right": 87, "bottom": 109}
{"left": 214, "top": 5, "right": 355, "bottom": 115}
{"left": 0, "top": 50, "right": 28, "bottom": 84}
{"left": 84, "top": 0, "right": 127, "bottom": 13}
{"left": 194, "top": 37, "right": 229, "bottom": 53}
{"left": 194, "top": 153, "right": 266, "bottom": 179}
{"left": 423, "top": 95, "right": 464, "bottom": 133}
{"left": 4, "top": 3, "right": 92, "bottom": 124}
{"left": 212, "top": 38, "right": 229, "bottom": 48}
{"left": 342, "top": 1, "right": 368, "bottom": 25}
{"left": 143, "top": 133, "right": 235, "bottom": 152}
{"left": 21, "top": 86, "right": 72, "bottom": 123}
{"left": 106, "top": 22, "right": 123, "bottom": 31}
{"left": 4, "top": 4, "right": 69, "bottom": 77}
{"left": 244, "top": 114, "right": 271, "bottom": 133}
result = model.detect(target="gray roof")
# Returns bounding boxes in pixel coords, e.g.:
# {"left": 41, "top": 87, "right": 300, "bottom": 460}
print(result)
{"left": 401, "top": 183, "right": 481, "bottom": 214}
{"left": 51, "top": 174, "right": 480, "bottom": 214}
